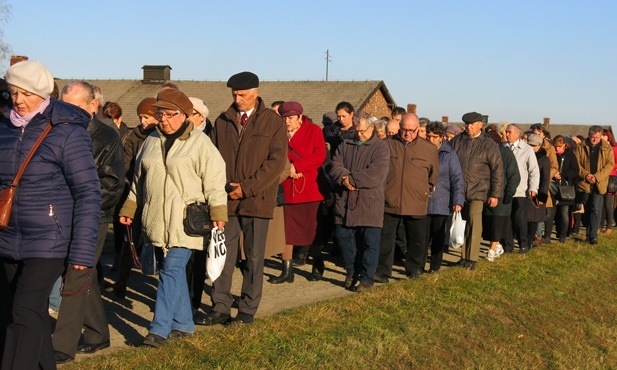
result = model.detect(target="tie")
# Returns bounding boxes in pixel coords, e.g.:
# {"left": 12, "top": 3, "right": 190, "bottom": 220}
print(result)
{"left": 510, "top": 143, "right": 515, "bottom": 151}
{"left": 240, "top": 113, "right": 248, "bottom": 127}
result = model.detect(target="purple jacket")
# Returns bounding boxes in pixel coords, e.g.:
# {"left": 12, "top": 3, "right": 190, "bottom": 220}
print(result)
{"left": 428, "top": 141, "right": 465, "bottom": 215}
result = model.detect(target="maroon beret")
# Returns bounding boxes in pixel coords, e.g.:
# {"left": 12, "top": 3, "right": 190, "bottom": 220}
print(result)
{"left": 278, "top": 101, "right": 303, "bottom": 117}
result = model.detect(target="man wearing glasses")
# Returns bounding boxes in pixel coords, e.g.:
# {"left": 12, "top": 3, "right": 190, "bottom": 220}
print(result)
{"left": 329, "top": 112, "right": 389, "bottom": 292}
{"left": 450, "top": 112, "right": 503, "bottom": 270}
{"left": 375, "top": 113, "right": 439, "bottom": 282}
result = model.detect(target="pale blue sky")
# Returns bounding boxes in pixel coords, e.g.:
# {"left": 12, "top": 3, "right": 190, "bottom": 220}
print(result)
{"left": 3, "top": 0, "right": 615, "bottom": 124}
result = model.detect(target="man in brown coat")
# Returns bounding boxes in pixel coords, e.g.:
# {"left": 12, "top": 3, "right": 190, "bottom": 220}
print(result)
{"left": 375, "top": 113, "right": 439, "bottom": 281}
{"left": 575, "top": 125, "right": 614, "bottom": 244}
{"left": 204, "top": 72, "right": 287, "bottom": 325}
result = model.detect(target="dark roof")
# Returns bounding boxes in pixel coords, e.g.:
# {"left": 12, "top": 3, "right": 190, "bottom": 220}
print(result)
{"left": 54, "top": 79, "right": 394, "bottom": 127}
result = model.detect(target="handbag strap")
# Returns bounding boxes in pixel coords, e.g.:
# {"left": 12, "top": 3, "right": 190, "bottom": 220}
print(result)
{"left": 10, "top": 124, "right": 52, "bottom": 188}
{"left": 127, "top": 224, "right": 142, "bottom": 269}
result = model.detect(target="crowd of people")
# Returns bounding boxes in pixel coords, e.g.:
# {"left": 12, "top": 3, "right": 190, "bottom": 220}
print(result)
{"left": 0, "top": 60, "right": 615, "bottom": 368}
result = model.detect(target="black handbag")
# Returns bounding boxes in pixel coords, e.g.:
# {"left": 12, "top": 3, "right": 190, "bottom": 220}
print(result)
{"left": 558, "top": 181, "right": 576, "bottom": 201}
{"left": 527, "top": 196, "right": 547, "bottom": 223}
{"left": 183, "top": 202, "right": 212, "bottom": 236}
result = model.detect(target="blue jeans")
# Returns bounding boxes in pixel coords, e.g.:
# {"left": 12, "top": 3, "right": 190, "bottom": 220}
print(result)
{"left": 582, "top": 192, "right": 604, "bottom": 240}
{"left": 333, "top": 225, "right": 381, "bottom": 284}
{"left": 149, "top": 247, "right": 194, "bottom": 338}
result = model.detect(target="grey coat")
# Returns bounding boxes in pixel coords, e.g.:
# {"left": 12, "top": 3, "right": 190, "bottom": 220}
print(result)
{"left": 329, "top": 134, "right": 390, "bottom": 228}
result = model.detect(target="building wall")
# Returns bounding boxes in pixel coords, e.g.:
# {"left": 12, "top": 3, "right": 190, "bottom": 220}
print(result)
{"left": 360, "top": 89, "right": 391, "bottom": 119}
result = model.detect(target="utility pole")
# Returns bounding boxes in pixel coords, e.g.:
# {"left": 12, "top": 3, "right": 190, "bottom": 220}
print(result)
{"left": 324, "top": 49, "right": 332, "bottom": 81}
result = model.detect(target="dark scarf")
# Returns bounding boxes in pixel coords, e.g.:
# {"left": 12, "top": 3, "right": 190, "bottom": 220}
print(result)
{"left": 162, "top": 121, "right": 190, "bottom": 158}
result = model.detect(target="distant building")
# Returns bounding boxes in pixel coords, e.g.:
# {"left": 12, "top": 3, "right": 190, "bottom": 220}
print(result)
{"left": 55, "top": 65, "right": 397, "bottom": 127}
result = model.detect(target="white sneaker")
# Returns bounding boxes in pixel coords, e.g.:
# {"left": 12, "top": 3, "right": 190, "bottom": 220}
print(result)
{"left": 495, "top": 244, "right": 504, "bottom": 257}
{"left": 487, "top": 249, "right": 496, "bottom": 262}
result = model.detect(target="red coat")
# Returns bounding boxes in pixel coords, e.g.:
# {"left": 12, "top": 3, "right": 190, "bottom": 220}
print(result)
{"left": 283, "top": 118, "right": 327, "bottom": 204}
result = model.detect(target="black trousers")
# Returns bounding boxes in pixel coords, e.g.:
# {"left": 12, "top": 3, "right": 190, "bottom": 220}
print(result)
{"left": 425, "top": 214, "right": 448, "bottom": 272}
{"left": 53, "top": 222, "right": 110, "bottom": 358}
{"left": 211, "top": 216, "right": 269, "bottom": 316}
{"left": 186, "top": 249, "right": 207, "bottom": 312}
{"left": 1, "top": 257, "right": 64, "bottom": 370}
{"left": 503, "top": 197, "right": 530, "bottom": 251}
{"left": 377, "top": 213, "right": 427, "bottom": 277}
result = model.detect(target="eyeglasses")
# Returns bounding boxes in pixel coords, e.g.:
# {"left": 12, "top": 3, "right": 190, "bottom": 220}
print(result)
{"left": 155, "top": 111, "right": 180, "bottom": 120}
{"left": 427, "top": 134, "right": 441, "bottom": 139}
{"left": 401, "top": 127, "right": 418, "bottom": 134}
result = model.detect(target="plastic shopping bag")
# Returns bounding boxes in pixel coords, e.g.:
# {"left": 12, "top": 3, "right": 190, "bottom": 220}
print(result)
{"left": 449, "top": 211, "right": 466, "bottom": 249}
{"left": 206, "top": 227, "right": 227, "bottom": 282}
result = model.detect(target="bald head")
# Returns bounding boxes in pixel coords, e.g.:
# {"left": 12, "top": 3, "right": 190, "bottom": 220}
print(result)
{"left": 386, "top": 119, "right": 399, "bottom": 136}
{"left": 400, "top": 113, "right": 419, "bottom": 142}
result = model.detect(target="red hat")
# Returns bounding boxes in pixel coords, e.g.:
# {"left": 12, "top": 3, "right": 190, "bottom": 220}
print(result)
{"left": 278, "top": 101, "right": 303, "bottom": 117}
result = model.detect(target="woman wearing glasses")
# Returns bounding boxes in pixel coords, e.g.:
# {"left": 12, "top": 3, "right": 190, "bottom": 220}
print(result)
{"left": 119, "top": 90, "right": 227, "bottom": 347}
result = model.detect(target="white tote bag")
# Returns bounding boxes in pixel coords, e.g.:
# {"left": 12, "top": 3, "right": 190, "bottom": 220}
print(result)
{"left": 206, "top": 227, "right": 227, "bottom": 282}
{"left": 449, "top": 211, "right": 466, "bottom": 249}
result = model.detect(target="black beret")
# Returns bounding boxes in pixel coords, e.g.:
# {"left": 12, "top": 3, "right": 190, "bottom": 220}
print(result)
{"left": 462, "top": 112, "right": 484, "bottom": 124}
{"left": 227, "top": 71, "right": 259, "bottom": 90}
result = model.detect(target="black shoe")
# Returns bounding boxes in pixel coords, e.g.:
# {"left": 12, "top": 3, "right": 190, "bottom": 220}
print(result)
{"left": 457, "top": 259, "right": 468, "bottom": 267}
{"left": 465, "top": 261, "right": 477, "bottom": 270}
{"left": 268, "top": 260, "right": 294, "bottom": 284}
{"left": 407, "top": 271, "right": 420, "bottom": 279}
{"left": 113, "top": 286, "right": 126, "bottom": 299}
{"left": 355, "top": 280, "right": 373, "bottom": 292}
{"left": 373, "top": 273, "right": 389, "bottom": 284}
{"left": 142, "top": 333, "right": 166, "bottom": 348}
{"left": 520, "top": 246, "right": 529, "bottom": 254}
{"left": 168, "top": 329, "right": 191, "bottom": 339}
{"left": 308, "top": 256, "right": 325, "bottom": 281}
{"left": 77, "top": 339, "right": 110, "bottom": 354}
{"left": 559, "top": 237, "right": 567, "bottom": 243}
{"left": 590, "top": 238, "right": 598, "bottom": 245}
{"left": 227, "top": 312, "right": 254, "bottom": 325}
{"left": 292, "top": 246, "right": 310, "bottom": 266}
{"left": 344, "top": 274, "right": 355, "bottom": 289}
{"left": 194, "top": 311, "right": 231, "bottom": 326}
{"left": 54, "top": 351, "right": 73, "bottom": 364}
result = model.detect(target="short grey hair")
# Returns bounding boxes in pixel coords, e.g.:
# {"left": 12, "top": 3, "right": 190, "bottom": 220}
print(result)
{"left": 353, "top": 111, "right": 376, "bottom": 127}
{"left": 507, "top": 123, "right": 522, "bottom": 135}
{"left": 92, "top": 84, "right": 105, "bottom": 105}
{"left": 588, "top": 125, "right": 603, "bottom": 136}
{"left": 61, "top": 80, "right": 95, "bottom": 103}
{"left": 373, "top": 119, "right": 387, "bottom": 133}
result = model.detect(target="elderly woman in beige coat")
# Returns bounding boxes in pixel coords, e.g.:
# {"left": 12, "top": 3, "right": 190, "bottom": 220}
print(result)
{"left": 119, "top": 90, "right": 227, "bottom": 347}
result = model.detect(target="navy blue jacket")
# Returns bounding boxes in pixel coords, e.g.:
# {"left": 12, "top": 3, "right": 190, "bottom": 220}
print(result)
{"left": 428, "top": 140, "right": 465, "bottom": 215}
{"left": 0, "top": 100, "right": 101, "bottom": 266}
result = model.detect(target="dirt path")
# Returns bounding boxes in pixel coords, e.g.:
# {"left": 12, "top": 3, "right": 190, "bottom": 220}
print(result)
{"left": 56, "top": 246, "right": 464, "bottom": 364}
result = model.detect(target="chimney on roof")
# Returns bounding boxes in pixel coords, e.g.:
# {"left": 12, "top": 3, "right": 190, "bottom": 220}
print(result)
{"left": 543, "top": 118, "right": 550, "bottom": 127}
{"left": 442, "top": 116, "right": 449, "bottom": 124}
{"left": 407, "top": 104, "right": 416, "bottom": 114}
{"left": 142, "top": 65, "right": 172, "bottom": 84}
{"left": 10, "top": 55, "right": 28, "bottom": 66}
